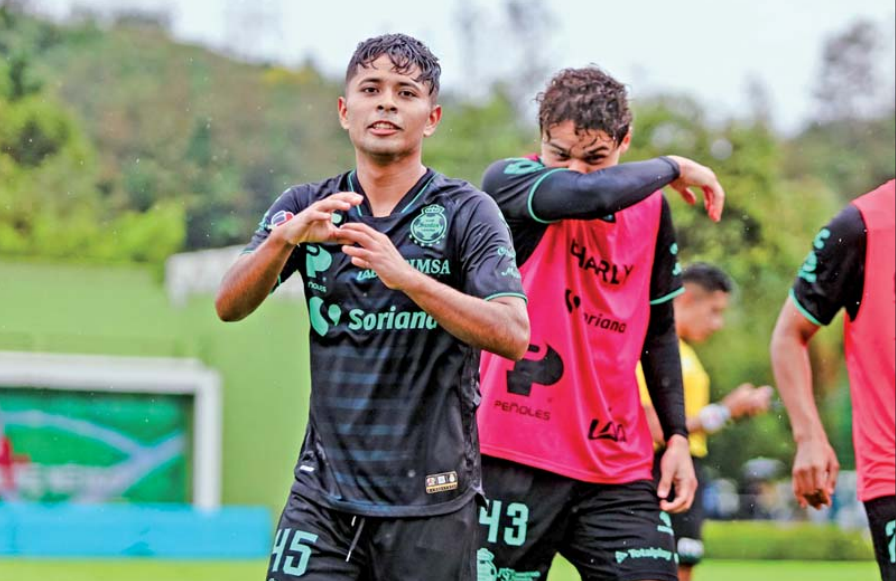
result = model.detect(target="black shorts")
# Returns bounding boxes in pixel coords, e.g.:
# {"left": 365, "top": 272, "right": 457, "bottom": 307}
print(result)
{"left": 479, "top": 456, "right": 678, "bottom": 581}
{"left": 864, "top": 495, "right": 895, "bottom": 581}
{"left": 652, "top": 451, "right": 705, "bottom": 567}
{"left": 266, "top": 489, "right": 479, "bottom": 580}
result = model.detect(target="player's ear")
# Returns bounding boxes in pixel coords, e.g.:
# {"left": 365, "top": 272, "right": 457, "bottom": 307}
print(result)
{"left": 423, "top": 104, "right": 442, "bottom": 138}
{"left": 338, "top": 96, "right": 350, "bottom": 131}
{"left": 618, "top": 129, "right": 632, "bottom": 155}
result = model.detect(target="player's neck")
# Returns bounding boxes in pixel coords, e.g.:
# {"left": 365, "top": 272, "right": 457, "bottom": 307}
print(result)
{"left": 354, "top": 153, "right": 427, "bottom": 217}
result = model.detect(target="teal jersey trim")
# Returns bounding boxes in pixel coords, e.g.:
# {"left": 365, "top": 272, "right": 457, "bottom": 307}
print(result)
{"left": 484, "top": 291, "right": 528, "bottom": 304}
{"left": 400, "top": 174, "right": 438, "bottom": 214}
{"left": 347, "top": 170, "right": 364, "bottom": 216}
{"left": 789, "top": 288, "right": 824, "bottom": 327}
{"left": 527, "top": 168, "right": 567, "bottom": 225}
{"left": 650, "top": 287, "right": 686, "bottom": 306}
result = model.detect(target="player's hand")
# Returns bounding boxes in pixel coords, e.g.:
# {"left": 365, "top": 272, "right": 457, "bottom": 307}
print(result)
{"left": 273, "top": 192, "right": 363, "bottom": 246}
{"left": 665, "top": 156, "right": 725, "bottom": 222}
{"left": 749, "top": 385, "right": 774, "bottom": 416}
{"left": 721, "top": 383, "right": 758, "bottom": 420}
{"left": 339, "top": 222, "right": 419, "bottom": 290}
{"left": 657, "top": 434, "right": 697, "bottom": 513}
{"left": 792, "top": 437, "right": 839, "bottom": 510}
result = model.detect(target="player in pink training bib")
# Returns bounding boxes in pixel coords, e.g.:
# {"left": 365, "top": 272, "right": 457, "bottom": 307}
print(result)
{"left": 476, "top": 67, "right": 725, "bottom": 581}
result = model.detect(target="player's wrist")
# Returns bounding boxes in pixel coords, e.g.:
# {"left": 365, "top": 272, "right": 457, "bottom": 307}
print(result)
{"left": 665, "top": 433, "right": 689, "bottom": 448}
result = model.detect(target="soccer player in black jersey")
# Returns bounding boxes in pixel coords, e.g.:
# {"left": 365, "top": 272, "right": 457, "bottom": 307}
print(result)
{"left": 216, "top": 34, "right": 530, "bottom": 580}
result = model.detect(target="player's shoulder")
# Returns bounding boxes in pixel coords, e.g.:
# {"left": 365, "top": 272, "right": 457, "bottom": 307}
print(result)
{"left": 482, "top": 156, "right": 548, "bottom": 189}
{"left": 428, "top": 173, "right": 499, "bottom": 212}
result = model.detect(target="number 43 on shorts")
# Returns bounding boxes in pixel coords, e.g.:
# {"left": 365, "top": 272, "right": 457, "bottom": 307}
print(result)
{"left": 480, "top": 500, "right": 530, "bottom": 547}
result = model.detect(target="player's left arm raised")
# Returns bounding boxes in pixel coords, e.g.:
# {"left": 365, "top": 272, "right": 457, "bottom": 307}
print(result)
{"left": 338, "top": 218, "right": 529, "bottom": 360}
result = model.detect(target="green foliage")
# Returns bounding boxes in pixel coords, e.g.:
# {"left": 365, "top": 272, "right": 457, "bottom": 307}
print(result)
{"left": 0, "top": 9, "right": 184, "bottom": 264}
{"left": 624, "top": 95, "right": 845, "bottom": 475}
{"left": 702, "top": 520, "right": 874, "bottom": 561}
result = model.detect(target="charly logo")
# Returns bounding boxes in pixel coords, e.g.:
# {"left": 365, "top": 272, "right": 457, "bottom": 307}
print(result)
{"left": 410, "top": 204, "right": 448, "bottom": 247}
{"left": 798, "top": 228, "right": 831, "bottom": 283}
{"left": 570, "top": 240, "right": 634, "bottom": 285}
{"left": 308, "top": 297, "right": 341, "bottom": 337}
{"left": 507, "top": 344, "right": 564, "bottom": 397}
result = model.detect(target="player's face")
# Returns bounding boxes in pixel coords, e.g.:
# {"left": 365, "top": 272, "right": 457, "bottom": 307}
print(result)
{"left": 339, "top": 55, "right": 442, "bottom": 163}
{"left": 678, "top": 286, "right": 730, "bottom": 343}
{"left": 541, "top": 120, "right": 631, "bottom": 173}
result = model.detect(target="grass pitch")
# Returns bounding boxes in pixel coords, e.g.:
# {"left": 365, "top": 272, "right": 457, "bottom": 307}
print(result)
{"left": 0, "top": 557, "right": 879, "bottom": 580}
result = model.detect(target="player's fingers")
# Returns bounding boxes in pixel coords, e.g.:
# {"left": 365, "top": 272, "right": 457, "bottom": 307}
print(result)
{"left": 827, "top": 457, "right": 840, "bottom": 496}
{"left": 703, "top": 183, "right": 725, "bottom": 222}
{"left": 341, "top": 245, "right": 371, "bottom": 260}
{"left": 313, "top": 196, "right": 357, "bottom": 214}
{"left": 338, "top": 227, "right": 377, "bottom": 248}
{"left": 657, "top": 467, "right": 673, "bottom": 500}
{"left": 670, "top": 182, "right": 697, "bottom": 205}
{"left": 660, "top": 493, "right": 689, "bottom": 514}
{"left": 328, "top": 192, "right": 364, "bottom": 205}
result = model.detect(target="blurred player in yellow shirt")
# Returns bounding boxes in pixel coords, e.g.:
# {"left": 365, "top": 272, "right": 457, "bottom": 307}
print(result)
{"left": 639, "top": 263, "right": 772, "bottom": 581}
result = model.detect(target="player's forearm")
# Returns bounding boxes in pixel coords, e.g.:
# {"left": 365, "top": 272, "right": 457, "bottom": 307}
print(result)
{"left": 531, "top": 157, "right": 680, "bottom": 220}
{"left": 401, "top": 271, "right": 529, "bottom": 360}
{"left": 771, "top": 302, "right": 826, "bottom": 443}
{"left": 641, "top": 303, "right": 688, "bottom": 441}
{"left": 216, "top": 235, "right": 294, "bottom": 322}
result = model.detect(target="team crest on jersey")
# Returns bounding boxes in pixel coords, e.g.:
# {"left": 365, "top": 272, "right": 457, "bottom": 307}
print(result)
{"left": 410, "top": 204, "right": 448, "bottom": 247}
{"left": 267, "top": 210, "right": 295, "bottom": 230}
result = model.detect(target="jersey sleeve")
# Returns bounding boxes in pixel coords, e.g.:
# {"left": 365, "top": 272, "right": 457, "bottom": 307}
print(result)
{"left": 649, "top": 197, "right": 684, "bottom": 305}
{"left": 453, "top": 194, "right": 527, "bottom": 303}
{"left": 790, "top": 204, "right": 867, "bottom": 325}
{"left": 243, "top": 186, "right": 308, "bottom": 290}
{"left": 481, "top": 156, "right": 681, "bottom": 225}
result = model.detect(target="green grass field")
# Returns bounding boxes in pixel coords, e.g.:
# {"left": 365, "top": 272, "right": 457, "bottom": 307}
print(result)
{"left": 0, "top": 558, "right": 879, "bottom": 581}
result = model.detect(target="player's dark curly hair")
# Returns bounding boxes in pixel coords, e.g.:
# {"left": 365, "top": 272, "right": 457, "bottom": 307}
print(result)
{"left": 346, "top": 33, "right": 441, "bottom": 98}
{"left": 537, "top": 67, "right": 632, "bottom": 144}
{"left": 682, "top": 262, "right": 734, "bottom": 294}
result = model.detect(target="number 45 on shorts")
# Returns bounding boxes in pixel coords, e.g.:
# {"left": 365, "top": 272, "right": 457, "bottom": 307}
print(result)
{"left": 269, "top": 528, "right": 319, "bottom": 577}
{"left": 480, "top": 500, "right": 530, "bottom": 547}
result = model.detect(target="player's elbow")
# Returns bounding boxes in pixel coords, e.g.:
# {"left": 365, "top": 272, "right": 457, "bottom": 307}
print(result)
{"left": 215, "top": 291, "right": 246, "bottom": 322}
{"left": 504, "top": 317, "right": 530, "bottom": 361}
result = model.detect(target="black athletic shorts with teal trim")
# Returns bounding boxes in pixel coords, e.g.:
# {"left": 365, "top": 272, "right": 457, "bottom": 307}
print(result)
{"left": 864, "top": 495, "right": 895, "bottom": 581}
{"left": 478, "top": 455, "right": 678, "bottom": 581}
{"left": 266, "top": 490, "right": 479, "bottom": 580}
{"left": 652, "top": 450, "right": 705, "bottom": 567}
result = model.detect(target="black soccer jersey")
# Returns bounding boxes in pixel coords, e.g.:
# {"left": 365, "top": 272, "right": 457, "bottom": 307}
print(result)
{"left": 245, "top": 168, "right": 526, "bottom": 517}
